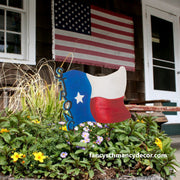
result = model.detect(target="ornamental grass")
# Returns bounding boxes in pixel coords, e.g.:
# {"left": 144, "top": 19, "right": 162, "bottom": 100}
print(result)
{"left": 0, "top": 61, "right": 179, "bottom": 179}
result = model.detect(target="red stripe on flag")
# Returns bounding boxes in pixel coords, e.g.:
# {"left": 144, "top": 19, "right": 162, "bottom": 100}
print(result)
{"left": 55, "top": 44, "right": 135, "bottom": 62}
{"left": 55, "top": 34, "right": 134, "bottom": 54}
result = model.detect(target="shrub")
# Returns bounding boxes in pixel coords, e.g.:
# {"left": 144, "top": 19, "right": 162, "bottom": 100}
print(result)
{"left": 0, "top": 110, "right": 179, "bottom": 180}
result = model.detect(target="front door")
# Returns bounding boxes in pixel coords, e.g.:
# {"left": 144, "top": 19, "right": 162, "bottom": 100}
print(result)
{"left": 143, "top": 6, "right": 180, "bottom": 123}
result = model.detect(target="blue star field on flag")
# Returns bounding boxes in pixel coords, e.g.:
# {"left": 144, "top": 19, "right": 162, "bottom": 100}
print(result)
{"left": 54, "top": 0, "right": 91, "bottom": 35}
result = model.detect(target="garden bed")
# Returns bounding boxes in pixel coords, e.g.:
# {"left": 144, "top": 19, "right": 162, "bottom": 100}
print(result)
{"left": 0, "top": 110, "right": 178, "bottom": 180}
{"left": 0, "top": 63, "right": 179, "bottom": 180}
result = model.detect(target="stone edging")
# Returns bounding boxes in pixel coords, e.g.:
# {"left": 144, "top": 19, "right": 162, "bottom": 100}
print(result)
{"left": 0, "top": 174, "right": 164, "bottom": 180}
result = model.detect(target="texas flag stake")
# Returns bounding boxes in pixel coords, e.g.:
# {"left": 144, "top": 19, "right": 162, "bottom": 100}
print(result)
{"left": 56, "top": 66, "right": 131, "bottom": 130}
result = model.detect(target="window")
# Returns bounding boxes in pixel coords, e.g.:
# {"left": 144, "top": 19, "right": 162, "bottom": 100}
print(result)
{"left": 151, "top": 15, "right": 176, "bottom": 92}
{"left": 0, "top": 0, "right": 36, "bottom": 64}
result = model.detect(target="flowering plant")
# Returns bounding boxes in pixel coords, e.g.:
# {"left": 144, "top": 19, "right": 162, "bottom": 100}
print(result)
{"left": 0, "top": 109, "right": 179, "bottom": 179}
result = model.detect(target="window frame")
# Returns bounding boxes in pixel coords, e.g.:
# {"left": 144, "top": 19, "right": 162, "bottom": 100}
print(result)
{"left": 142, "top": 0, "right": 180, "bottom": 101}
{"left": 0, "top": 0, "right": 36, "bottom": 65}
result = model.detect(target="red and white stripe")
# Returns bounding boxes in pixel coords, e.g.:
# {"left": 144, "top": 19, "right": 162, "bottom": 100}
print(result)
{"left": 87, "top": 66, "right": 131, "bottom": 123}
{"left": 54, "top": 5, "right": 135, "bottom": 71}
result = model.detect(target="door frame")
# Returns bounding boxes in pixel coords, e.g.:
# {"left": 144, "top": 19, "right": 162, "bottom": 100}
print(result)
{"left": 142, "top": 0, "right": 180, "bottom": 123}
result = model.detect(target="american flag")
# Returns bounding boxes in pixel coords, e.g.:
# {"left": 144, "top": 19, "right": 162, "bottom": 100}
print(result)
{"left": 53, "top": 0, "right": 135, "bottom": 71}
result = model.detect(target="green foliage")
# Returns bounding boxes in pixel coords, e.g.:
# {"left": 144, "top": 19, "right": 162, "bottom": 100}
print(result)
{"left": 0, "top": 110, "right": 179, "bottom": 179}
{"left": 0, "top": 65, "right": 179, "bottom": 179}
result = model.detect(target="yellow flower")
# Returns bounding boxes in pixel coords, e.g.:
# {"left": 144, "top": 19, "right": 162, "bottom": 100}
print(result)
{"left": 11, "top": 152, "right": 23, "bottom": 162}
{"left": 32, "top": 119, "right": 40, "bottom": 124}
{"left": 62, "top": 126, "right": 67, "bottom": 131}
{"left": 155, "top": 138, "right": 163, "bottom": 150}
{"left": 33, "top": 152, "right": 46, "bottom": 163}
{"left": 0, "top": 128, "right": 10, "bottom": 133}
{"left": 33, "top": 152, "right": 38, "bottom": 156}
{"left": 136, "top": 119, "right": 145, "bottom": 123}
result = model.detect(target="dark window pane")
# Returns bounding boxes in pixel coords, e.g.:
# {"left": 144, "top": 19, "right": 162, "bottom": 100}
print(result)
{"left": 0, "top": 32, "right": 4, "bottom": 52}
{"left": 7, "top": 33, "right": 21, "bottom": 54}
{"left": 153, "top": 67, "right": 176, "bottom": 91}
{"left": 7, "top": 11, "right": 21, "bottom": 32}
{"left": 151, "top": 15, "right": 174, "bottom": 62}
{"left": 0, "top": 9, "right": 4, "bottom": 29}
{"left": 9, "top": 0, "right": 23, "bottom": 9}
{"left": 0, "top": 0, "right": 6, "bottom": 5}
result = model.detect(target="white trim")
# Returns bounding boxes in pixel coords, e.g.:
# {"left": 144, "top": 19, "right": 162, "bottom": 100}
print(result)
{"left": 143, "top": 2, "right": 180, "bottom": 99}
{"left": 142, "top": 1, "right": 152, "bottom": 100}
{"left": 153, "top": 58, "right": 175, "bottom": 64}
{"left": 153, "top": 65, "right": 175, "bottom": 71}
{"left": 26, "top": 0, "right": 36, "bottom": 65}
{"left": 142, "top": 0, "right": 180, "bottom": 16}
{"left": 0, "top": 0, "right": 36, "bottom": 65}
{"left": 0, "top": 3, "right": 26, "bottom": 12}
{"left": 142, "top": 0, "right": 180, "bottom": 123}
{"left": 52, "top": 0, "right": 55, "bottom": 60}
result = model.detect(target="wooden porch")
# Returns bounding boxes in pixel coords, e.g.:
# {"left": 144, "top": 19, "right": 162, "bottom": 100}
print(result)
{"left": 126, "top": 99, "right": 180, "bottom": 124}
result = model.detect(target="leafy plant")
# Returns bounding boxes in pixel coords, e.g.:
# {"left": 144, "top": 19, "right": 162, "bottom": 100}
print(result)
{"left": 0, "top": 110, "right": 179, "bottom": 180}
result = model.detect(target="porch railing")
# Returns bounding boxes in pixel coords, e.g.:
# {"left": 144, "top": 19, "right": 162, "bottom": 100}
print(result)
{"left": 126, "top": 99, "right": 180, "bottom": 124}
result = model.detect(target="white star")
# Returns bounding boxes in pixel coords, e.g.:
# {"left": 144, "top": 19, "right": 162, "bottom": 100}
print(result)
{"left": 75, "top": 92, "right": 84, "bottom": 104}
